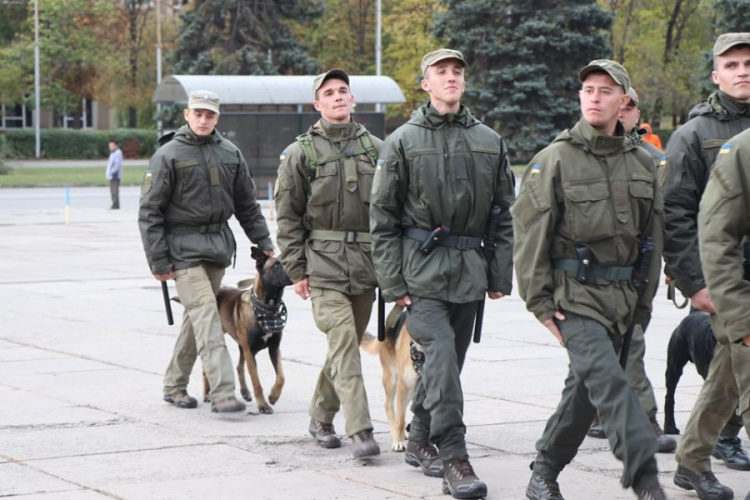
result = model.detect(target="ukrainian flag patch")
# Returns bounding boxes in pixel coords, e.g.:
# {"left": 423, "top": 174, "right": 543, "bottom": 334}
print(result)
{"left": 659, "top": 156, "right": 667, "bottom": 167}
{"left": 145, "top": 170, "right": 153, "bottom": 178}
{"left": 279, "top": 150, "right": 287, "bottom": 161}
{"left": 720, "top": 143, "right": 732, "bottom": 155}
{"left": 531, "top": 164, "right": 542, "bottom": 174}
{"left": 376, "top": 159, "right": 384, "bottom": 170}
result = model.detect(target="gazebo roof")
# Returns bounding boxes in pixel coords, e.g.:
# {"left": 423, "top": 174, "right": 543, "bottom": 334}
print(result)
{"left": 153, "top": 75, "right": 405, "bottom": 105}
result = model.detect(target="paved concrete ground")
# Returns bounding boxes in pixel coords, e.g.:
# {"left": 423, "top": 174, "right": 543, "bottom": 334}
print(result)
{"left": 1, "top": 186, "right": 750, "bottom": 500}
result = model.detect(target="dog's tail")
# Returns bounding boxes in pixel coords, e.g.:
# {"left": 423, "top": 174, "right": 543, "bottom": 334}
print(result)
{"left": 360, "top": 332, "right": 380, "bottom": 355}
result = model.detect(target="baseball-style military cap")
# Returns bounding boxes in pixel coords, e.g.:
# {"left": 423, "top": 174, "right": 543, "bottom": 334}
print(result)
{"left": 312, "top": 69, "right": 350, "bottom": 99}
{"left": 627, "top": 87, "right": 640, "bottom": 108}
{"left": 188, "top": 90, "right": 220, "bottom": 114}
{"left": 420, "top": 48, "right": 466, "bottom": 76}
{"left": 714, "top": 32, "right": 750, "bottom": 56}
{"left": 579, "top": 59, "right": 631, "bottom": 93}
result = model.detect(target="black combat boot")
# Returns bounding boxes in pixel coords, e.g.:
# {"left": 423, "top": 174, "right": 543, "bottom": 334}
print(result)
{"left": 308, "top": 418, "right": 341, "bottom": 449}
{"left": 405, "top": 439, "right": 444, "bottom": 477}
{"left": 673, "top": 465, "right": 734, "bottom": 499}
{"left": 526, "top": 473, "right": 565, "bottom": 500}
{"left": 587, "top": 416, "right": 606, "bottom": 439}
{"left": 650, "top": 416, "right": 676, "bottom": 453}
{"left": 350, "top": 429, "right": 380, "bottom": 459}
{"left": 635, "top": 483, "right": 667, "bottom": 500}
{"left": 442, "top": 456, "right": 487, "bottom": 499}
{"left": 713, "top": 436, "right": 750, "bottom": 470}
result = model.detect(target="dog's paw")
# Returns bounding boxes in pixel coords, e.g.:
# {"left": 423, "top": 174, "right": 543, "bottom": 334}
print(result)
{"left": 663, "top": 425, "right": 680, "bottom": 435}
{"left": 269, "top": 393, "right": 280, "bottom": 405}
{"left": 392, "top": 441, "right": 406, "bottom": 452}
{"left": 240, "top": 388, "right": 252, "bottom": 402}
{"left": 258, "top": 404, "right": 274, "bottom": 415}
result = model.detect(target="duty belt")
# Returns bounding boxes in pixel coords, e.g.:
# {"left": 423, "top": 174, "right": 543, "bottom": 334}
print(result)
{"left": 403, "top": 227, "right": 482, "bottom": 250}
{"left": 308, "top": 229, "right": 371, "bottom": 243}
{"left": 553, "top": 258, "right": 633, "bottom": 281}
{"left": 168, "top": 222, "right": 227, "bottom": 235}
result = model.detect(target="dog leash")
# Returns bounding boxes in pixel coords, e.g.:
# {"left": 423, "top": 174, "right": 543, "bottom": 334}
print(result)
{"left": 668, "top": 280, "right": 689, "bottom": 309}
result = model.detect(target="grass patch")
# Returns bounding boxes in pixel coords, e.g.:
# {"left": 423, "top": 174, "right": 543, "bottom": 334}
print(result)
{"left": 0, "top": 166, "right": 149, "bottom": 188}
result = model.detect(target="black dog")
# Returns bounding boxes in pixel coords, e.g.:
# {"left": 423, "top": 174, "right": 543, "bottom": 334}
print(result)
{"left": 204, "top": 247, "right": 293, "bottom": 414}
{"left": 663, "top": 311, "right": 716, "bottom": 435}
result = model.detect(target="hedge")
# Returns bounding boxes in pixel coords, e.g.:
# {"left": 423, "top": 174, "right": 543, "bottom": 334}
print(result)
{"left": 1, "top": 128, "right": 158, "bottom": 159}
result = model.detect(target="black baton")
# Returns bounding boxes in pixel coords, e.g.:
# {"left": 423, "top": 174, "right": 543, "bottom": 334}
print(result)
{"left": 161, "top": 281, "right": 174, "bottom": 326}
{"left": 377, "top": 288, "right": 386, "bottom": 342}
{"left": 473, "top": 298, "right": 485, "bottom": 344}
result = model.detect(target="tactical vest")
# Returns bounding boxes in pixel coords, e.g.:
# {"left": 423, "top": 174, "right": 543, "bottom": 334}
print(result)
{"left": 296, "top": 131, "right": 378, "bottom": 184}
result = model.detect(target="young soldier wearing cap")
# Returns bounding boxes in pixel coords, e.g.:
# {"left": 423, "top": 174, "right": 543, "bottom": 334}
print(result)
{"left": 665, "top": 32, "right": 750, "bottom": 500}
{"left": 370, "top": 48, "right": 515, "bottom": 499}
{"left": 698, "top": 127, "right": 750, "bottom": 500}
{"left": 512, "top": 60, "right": 666, "bottom": 499}
{"left": 586, "top": 86, "right": 677, "bottom": 455}
{"left": 274, "top": 69, "right": 382, "bottom": 458}
{"left": 138, "top": 90, "right": 274, "bottom": 414}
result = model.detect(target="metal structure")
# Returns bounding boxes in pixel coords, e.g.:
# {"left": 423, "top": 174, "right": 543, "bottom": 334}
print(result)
{"left": 152, "top": 75, "right": 405, "bottom": 183}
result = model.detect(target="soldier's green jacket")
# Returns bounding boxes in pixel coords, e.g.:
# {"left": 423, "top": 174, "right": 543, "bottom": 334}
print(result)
{"left": 699, "top": 128, "right": 750, "bottom": 344}
{"left": 138, "top": 125, "right": 272, "bottom": 275}
{"left": 663, "top": 91, "right": 750, "bottom": 297}
{"left": 511, "top": 119, "right": 664, "bottom": 335}
{"left": 369, "top": 104, "right": 515, "bottom": 303}
{"left": 275, "top": 119, "right": 382, "bottom": 296}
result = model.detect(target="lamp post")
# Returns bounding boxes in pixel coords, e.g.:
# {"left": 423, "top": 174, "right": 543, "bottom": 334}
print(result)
{"left": 375, "top": 0, "right": 382, "bottom": 113}
{"left": 34, "top": 0, "right": 40, "bottom": 158}
{"left": 155, "top": 0, "right": 162, "bottom": 136}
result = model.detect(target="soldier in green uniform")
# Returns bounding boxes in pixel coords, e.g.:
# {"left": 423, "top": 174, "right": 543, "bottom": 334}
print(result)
{"left": 586, "top": 86, "right": 676, "bottom": 454}
{"left": 274, "top": 69, "right": 381, "bottom": 459}
{"left": 512, "top": 60, "right": 666, "bottom": 500}
{"left": 664, "top": 32, "right": 750, "bottom": 500}
{"left": 370, "top": 48, "right": 515, "bottom": 500}
{"left": 698, "top": 127, "right": 750, "bottom": 500}
{"left": 139, "top": 90, "right": 274, "bottom": 413}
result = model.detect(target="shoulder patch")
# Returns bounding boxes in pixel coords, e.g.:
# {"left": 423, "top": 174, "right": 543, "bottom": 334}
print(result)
{"left": 376, "top": 159, "right": 384, "bottom": 170}
{"left": 659, "top": 156, "right": 667, "bottom": 167}
{"left": 531, "top": 164, "right": 542, "bottom": 174}
{"left": 720, "top": 143, "right": 732, "bottom": 155}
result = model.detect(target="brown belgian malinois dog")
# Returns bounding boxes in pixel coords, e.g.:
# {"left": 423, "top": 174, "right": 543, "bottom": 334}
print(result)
{"left": 204, "top": 246, "right": 293, "bottom": 414}
{"left": 361, "top": 309, "right": 421, "bottom": 451}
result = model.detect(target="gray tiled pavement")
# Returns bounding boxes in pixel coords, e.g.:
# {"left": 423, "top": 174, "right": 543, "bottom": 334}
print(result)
{"left": 1, "top": 186, "right": 749, "bottom": 499}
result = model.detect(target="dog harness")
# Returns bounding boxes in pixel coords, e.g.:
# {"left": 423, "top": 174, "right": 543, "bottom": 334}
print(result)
{"left": 250, "top": 290, "right": 288, "bottom": 338}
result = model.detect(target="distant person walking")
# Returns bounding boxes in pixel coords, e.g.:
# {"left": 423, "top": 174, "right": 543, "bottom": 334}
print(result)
{"left": 106, "top": 140, "right": 123, "bottom": 210}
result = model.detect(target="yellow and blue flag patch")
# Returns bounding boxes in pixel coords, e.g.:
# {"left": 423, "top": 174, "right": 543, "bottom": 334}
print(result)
{"left": 279, "top": 150, "right": 287, "bottom": 161}
{"left": 720, "top": 143, "right": 732, "bottom": 155}
{"left": 659, "top": 156, "right": 667, "bottom": 167}
{"left": 376, "top": 159, "right": 384, "bottom": 170}
{"left": 531, "top": 164, "right": 542, "bottom": 174}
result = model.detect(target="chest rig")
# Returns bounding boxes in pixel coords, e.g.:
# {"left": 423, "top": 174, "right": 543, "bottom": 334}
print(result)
{"left": 296, "top": 131, "right": 378, "bottom": 185}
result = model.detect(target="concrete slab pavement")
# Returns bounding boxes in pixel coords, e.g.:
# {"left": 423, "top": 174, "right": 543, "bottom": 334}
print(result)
{"left": 1, "top": 186, "right": 749, "bottom": 499}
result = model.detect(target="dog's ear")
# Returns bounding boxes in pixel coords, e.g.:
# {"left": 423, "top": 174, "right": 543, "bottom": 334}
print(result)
{"left": 250, "top": 246, "right": 268, "bottom": 272}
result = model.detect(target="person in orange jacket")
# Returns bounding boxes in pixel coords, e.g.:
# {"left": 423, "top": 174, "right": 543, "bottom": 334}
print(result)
{"left": 640, "top": 122, "right": 663, "bottom": 149}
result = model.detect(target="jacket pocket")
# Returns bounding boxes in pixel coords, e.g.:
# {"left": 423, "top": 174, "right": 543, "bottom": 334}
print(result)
{"left": 564, "top": 180, "right": 613, "bottom": 241}
{"left": 310, "top": 162, "right": 340, "bottom": 206}
{"left": 306, "top": 239, "right": 346, "bottom": 280}
{"left": 173, "top": 158, "right": 201, "bottom": 202}
{"left": 357, "top": 159, "right": 375, "bottom": 203}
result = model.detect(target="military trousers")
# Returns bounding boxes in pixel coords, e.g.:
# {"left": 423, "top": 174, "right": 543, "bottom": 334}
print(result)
{"left": 163, "top": 264, "right": 236, "bottom": 401}
{"left": 533, "top": 311, "right": 659, "bottom": 489}
{"left": 407, "top": 296, "right": 478, "bottom": 461}
{"left": 309, "top": 287, "right": 374, "bottom": 437}
{"left": 676, "top": 334, "right": 750, "bottom": 472}
{"left": 625, "top": 324, "right": 658, "bottom": 419}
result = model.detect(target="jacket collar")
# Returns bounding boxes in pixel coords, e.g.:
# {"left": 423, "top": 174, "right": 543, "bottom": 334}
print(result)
{"left": 311, "top": 119, "right": 359, "bottom": 141}
{"left": 689, "top": 91, "right": 750, "bottom": 121}
{"left": 560, "top": 118, "right": 631, "bottom": 156}
{"left": 410, "top": 103, "right": 477, "bottom": 129}
{"left": 174, "top": 125, "right": 221, "bottom": 145}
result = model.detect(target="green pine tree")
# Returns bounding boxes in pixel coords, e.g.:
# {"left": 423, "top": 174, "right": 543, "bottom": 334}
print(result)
{"left": 433, "top": 0, "right": 613, "bottom": 163}
{"left": 171, "top": 0, "right": 323, "bottom": 76}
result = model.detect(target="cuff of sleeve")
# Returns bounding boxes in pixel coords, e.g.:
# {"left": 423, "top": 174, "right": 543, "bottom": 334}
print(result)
{"left": 488, "top": 278, "right": 512, "bottom": 295}
{"left": 380, "top": 278, "right": 409, "bottom": 302}
{"left": 534, "top": 309, "right": 556, "bottom": 325}
{"left": 150, "top": 259, "right": 172, "bottom": 275}
{"left": 676, "top": 278, "right": 705, "bottom": 300}
{"left": 256, "top": 237, "right": 274, "bottom": 251}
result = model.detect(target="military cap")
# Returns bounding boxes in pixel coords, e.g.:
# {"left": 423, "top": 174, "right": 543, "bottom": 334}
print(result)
{"left": 627, "top": 87, "right": 640, "bottom": 108}
{"left": 714, "top": 32, "right": 750, "bottom": 56}
{"left": 420, "top": 48, "right": 466, "bottom": 76}
{"left": 579, "top": 59, "right": 631, "bottom": 93}
{"left": 313, "top": 69, "right": 350, "bottom": 99}
{"left": 188, "top": 90, "right": 220, "bottom": 114}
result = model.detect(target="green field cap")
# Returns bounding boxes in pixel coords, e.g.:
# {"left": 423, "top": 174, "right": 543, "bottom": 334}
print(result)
{"left": 714, "top": 33, "right": 750, "bottom": 56}
{"left": 579, "top": 59, "right": 630, "bottom": 93}
{"left": 312, "top": 69, "right": 350, "bottom": 99}
{"left": 420, "top": 48, "right": 466, "bottom": 76}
